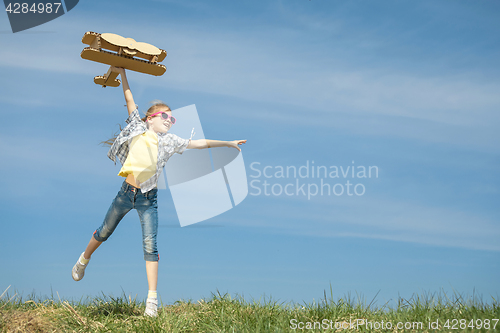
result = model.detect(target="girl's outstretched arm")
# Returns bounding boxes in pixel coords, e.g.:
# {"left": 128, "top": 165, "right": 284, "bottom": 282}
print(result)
{"left": 112, "top": 67, "right": 136, "bottom": 115}
{"left": 188, "top": 139, "right": 247, "bottom": 151}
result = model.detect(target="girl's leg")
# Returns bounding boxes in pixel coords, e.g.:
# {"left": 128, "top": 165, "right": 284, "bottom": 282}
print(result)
{"left": 73, "top": 182, "right": 133, "bottom": 281}
{"left": 146, "top": 261, "right": 158, "bottom": 291}
{"left": 136, "top": 189, "right": 159, "bottom": 263}
{"left": 136, "top": 189, "right": 159, "bottom": 316}
{"left": 93, "top": 184, "right": 134, "bottom": 246}
{"left": 84, "top": 236, "right": 102, "bottom": 259}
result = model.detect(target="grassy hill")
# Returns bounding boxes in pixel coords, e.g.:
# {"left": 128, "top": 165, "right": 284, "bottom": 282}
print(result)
{"left": 1, "top": 287, "right": 498, "bottom": 332}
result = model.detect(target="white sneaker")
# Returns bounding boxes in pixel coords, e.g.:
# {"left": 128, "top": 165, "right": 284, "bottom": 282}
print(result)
{"left": 144, "top": 297, "right": 158, "bottom": 317}
{"left": 72, "top": 253, "right": 88, "bottom": 281}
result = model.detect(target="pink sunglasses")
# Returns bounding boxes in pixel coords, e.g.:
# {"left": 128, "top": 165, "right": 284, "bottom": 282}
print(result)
{"left": 149, "top": 111, "right": 176, "bottom": 124}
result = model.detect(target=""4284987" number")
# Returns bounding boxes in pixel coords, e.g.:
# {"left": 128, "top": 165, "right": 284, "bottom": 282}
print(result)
{"left": 5, "top": 3, "right": 62, "bottom": 14}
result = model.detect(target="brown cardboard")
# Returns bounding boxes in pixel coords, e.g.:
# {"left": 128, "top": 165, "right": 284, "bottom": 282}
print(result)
{"left": 80, "top": 31, "right": 167, "bottom": 87}
{"left": 94, "top": 66, "right": 121, "bottom": 87}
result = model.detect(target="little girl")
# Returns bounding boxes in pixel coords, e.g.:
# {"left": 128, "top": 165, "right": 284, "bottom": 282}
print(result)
{"left": 72, "top": 67, "right": 246, "bottom": 317}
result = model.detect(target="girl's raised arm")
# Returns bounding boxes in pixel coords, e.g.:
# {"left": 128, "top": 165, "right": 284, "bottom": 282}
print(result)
{"left": 113, "top": 67, "right": 136, "bottom": 115}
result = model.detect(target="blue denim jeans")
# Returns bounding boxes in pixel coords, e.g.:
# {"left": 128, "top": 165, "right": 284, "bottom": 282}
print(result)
{"left": 93, "top": 181, "right": 159, "bottom": 261}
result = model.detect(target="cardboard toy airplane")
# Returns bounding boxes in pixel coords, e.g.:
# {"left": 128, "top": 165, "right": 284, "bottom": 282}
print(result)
{"left": 81, "top": 31, "right": 167, "bottom": 87}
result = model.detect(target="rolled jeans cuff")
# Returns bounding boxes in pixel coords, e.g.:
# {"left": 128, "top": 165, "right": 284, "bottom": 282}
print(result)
{"left": 144, "top": 253, "right": 159, "bottom": 262}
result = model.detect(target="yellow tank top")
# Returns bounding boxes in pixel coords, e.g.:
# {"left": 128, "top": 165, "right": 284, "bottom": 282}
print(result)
{"left": 118, "top": 131, "right": 158, "bottom": 185}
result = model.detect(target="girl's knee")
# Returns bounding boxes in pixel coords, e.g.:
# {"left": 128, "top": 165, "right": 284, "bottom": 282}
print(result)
{"left": 143, "top": 235, "right": 156, "bottom": 254}
{"left": 93, "top": 229, "right": 111, "bottom": 242}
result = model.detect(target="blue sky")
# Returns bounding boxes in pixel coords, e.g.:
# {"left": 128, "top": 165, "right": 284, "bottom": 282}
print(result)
{"left": 0, "top": 0, "right": 499, "bottom": 307}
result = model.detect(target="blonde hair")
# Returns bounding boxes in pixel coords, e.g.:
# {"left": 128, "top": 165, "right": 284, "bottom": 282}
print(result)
{"left": 100, "top": 101, "right": 171, "bottom": 147}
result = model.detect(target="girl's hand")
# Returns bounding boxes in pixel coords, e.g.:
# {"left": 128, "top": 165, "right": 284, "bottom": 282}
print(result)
{"left": 228, "top": 139, "right": 247, "bottom": 151}
{"left": 111, "top": 66, "right": 126, "bottom": 76}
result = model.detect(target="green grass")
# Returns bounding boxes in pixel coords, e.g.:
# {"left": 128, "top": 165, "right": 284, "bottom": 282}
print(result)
{"left": 1, "top": 286, "right": 498, "bottom": 332}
